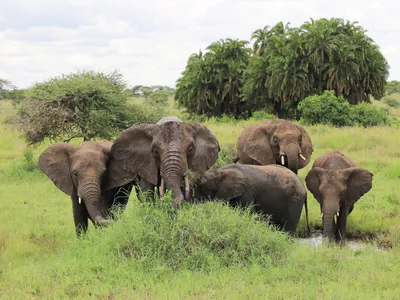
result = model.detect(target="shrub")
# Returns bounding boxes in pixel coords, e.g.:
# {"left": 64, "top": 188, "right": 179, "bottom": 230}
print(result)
{"left": 350, "top": 103, "right": 387, "bottom": 127}
{"left": 298, "top": 90, "right": 388, "bottom": 127}
{"left": 65, "top": 197, "right": 292, "bottom": 272}
{"left": 249, "top": 109, "right": 278, "bottom": 121}
{"left": 383, "top": 95, "right": 400, "bottom": 108}
{"left": 297, "top": 91, "right": 352, "bottom": 126}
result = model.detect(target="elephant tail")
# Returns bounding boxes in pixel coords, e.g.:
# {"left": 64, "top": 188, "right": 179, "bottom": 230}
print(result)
{"left": 233, "top": 156, "right": 240, "bottom": 163}
{"left": 304, "top": 192, "right": 310, "bottom": 234}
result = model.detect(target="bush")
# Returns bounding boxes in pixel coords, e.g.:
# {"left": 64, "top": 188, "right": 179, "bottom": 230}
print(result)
{"left": 298, "top": 90, "right": 387, "bottom": 127}
{"left": 350, "top": 103, "right": 387, "bottom": 127}
{"left": 383, "top": 95, "right": 400, "bottom": 108}
{"left": 298, "top": 91, "right": 352, "bottom": 126}
{"left": 65, "top": 198, "right": 292, "bottom": 272}
{"left": 249, "top": 109, "right": 278, "bottom": 121}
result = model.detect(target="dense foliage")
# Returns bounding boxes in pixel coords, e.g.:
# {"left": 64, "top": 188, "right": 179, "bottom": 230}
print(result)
{"left": 175, "top": 38, "right": 252, "bottom": 118}
{"left": 176, "top": 18, "right": 389, "bottom": 118}
{"left": 298, "top": 90, "right": 388, "bottom": 127}
{"left": 385, "top": 80, "right": 400, "bottom": 95}
{"left": 12, "top": 70, "right": 160, "bottom": 144}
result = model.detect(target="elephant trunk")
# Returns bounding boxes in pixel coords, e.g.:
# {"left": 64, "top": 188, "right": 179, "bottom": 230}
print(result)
{"left": 79, "top": 179, "right": 110, "bottom": 226}
{"left": 280, "top": 142, "right": 300, "bottom": 174}
{"left": 161, "top": 150, "right": 186, "bottom": 208}
{"left": 322, "top": 198, "right": 339, "bottom": 240}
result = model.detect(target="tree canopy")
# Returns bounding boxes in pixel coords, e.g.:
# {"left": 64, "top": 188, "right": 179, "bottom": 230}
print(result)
{"left": 175, "top": 18, "right": 390, "bottom": 118}
{"left": 175, "top": 38, "right": 252, "bottom": 117}
{"left": 13, "top": 70, "right": 157, "bottom": 144}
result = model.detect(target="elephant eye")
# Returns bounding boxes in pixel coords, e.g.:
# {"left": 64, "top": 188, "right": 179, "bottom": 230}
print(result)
{"left": 188, "top": 144, "right": 195, "bottom": 154}
{"left": 273, "top": 137, "right": 279, "bottom": 144}
{"left": 72, "top": 171, "right": 78, "bottom": 177}
{"left": 299, "top": 136, "right": 302, "bottom": 142}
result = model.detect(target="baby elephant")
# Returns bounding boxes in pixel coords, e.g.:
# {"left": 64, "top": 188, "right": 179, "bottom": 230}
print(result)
{"left": 194, "top": 164, "right": 309, "bottom": 234}
{"left": 305, "top": 150, "right": 373, "bottom": 242}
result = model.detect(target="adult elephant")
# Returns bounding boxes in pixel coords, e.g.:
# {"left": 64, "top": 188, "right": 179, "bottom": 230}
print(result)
{"left": 194, "top": 163, "right": 309, "bottom": 234}
{"left": 305, "top": 150, "right": 373, "bottom": 242}
{"left": 108, "top": 117, "right": 220, "bottom": 209}
{"left": 38, "top": 140, "right": 134, "bottom": 236}
{"left": 234, "top": 119, "right": 313, "bottom": 174}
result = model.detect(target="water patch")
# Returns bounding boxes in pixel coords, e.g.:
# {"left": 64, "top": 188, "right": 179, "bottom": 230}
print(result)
{"left": 298, "top": 232, "right": 367, "bottom": 250}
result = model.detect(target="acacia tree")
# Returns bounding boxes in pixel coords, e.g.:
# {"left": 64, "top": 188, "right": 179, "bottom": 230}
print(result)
{"left": 175, "top": 38, "right": 251, "bottom": 118}
{"left": 13, "top": 70, "right": 155, "bottom": 144}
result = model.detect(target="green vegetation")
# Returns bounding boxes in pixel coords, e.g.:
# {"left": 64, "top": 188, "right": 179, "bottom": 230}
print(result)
{"left": 10, "top": 70, "right": 162, "bottom": 144}
{"left": 175, "top": 38, "right": 251, "bottom": 118}
{"left": 176, "top": 18, "right": 389, "bottom": 119}
{"left": 1, "top": 97, "right": 400, "bottom": 298}
{"left": 298, "top": 90, "right": 388, "bottom": 127}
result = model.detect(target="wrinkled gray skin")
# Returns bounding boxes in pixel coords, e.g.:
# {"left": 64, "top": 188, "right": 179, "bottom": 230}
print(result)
{"left": 107, "top": 117, "right": 220, "bottom": 209}
{"left": 194, "top": 164, "right": 309, "bottom": 234}
{"left": 39, "top": 140, "right": 134, "bottom": 236}
{"left": 305, "top": 150, "right": 373, "bottom": 243}
{"left": 234, "top": 119, "right": 313, "bottom": 174}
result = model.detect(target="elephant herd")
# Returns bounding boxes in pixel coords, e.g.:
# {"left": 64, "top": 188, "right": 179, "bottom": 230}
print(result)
{"left": 39, "top": 116, "right": 373, "bottom": 244}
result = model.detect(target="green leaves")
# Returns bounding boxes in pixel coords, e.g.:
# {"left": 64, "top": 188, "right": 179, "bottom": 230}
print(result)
{"left": 175, "top": 38, "right": 251, "bottom": 118}
{"left": 12, "top": 70, "right": 158, "bottom": 144}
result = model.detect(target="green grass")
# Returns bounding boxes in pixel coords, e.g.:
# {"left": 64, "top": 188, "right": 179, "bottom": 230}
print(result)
{"left": 1, "top": 99, "right": 400, "bottom": 298}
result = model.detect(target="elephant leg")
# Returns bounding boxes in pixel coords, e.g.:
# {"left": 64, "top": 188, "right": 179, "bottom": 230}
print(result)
{"left": 335, "top": 206, "right": 348, "bottom": 243}
{"left": 71, "top": 195, "right": 89, "bottom": 236}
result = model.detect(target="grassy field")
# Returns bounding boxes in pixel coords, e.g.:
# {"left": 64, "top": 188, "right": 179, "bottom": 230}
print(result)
{"left": 1, "top": 99, "right": 400, "bottom": 299}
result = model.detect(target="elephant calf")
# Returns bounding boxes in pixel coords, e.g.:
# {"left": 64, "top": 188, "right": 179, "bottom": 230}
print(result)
{"left": 194, "top": 164, "right": 309, "bottom": 234}
{"left": 305, "top": 150, "right": 373, "bottom": 242}
{"left": 39, "top": 140, "right": 134, "bottom": 236}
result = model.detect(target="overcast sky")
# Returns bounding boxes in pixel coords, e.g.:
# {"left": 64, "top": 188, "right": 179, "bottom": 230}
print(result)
{"left": 0, "top": 0, "right": 399, "bottom": 89}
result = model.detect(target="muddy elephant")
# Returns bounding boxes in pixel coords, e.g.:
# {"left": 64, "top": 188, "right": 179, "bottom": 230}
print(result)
{"left": 108, "top": 118, "right": 220, "bottom": 209}
{"left": 234, "top": 119, "right": 313, "bottom": 174}
{"left": 305, "top": 150, "right": 373, "bottom": 242}
{"left": 194, "top": 163, "right": 309, "bottom": 234}
{"left": 38, "top": 140, "right": 134, "bottom": 236}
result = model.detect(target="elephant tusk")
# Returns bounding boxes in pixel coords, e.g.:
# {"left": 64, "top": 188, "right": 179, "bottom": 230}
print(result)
{"left": 184, "top": 174, "right": 190, "bottom": 201}
{"left": 321, "top": 213, "right": 324, "bottom": 218}
{"left": 160, "top": 177, "right": 165, "bottom": 197}
{"left": 299, "top": 154, "right": 306, "bottom": 161}
{"left": 336, "top": 212, "right": 339, "bottom": 217}
{"left": 78, "top": 197, "right": 82, "bottom": 204}
{"left": 281, "top": 155, "right": 285, "bottom": 165}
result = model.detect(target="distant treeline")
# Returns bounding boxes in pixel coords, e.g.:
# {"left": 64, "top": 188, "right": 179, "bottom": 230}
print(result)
{"left": 174, "top": 18, "right": 390, "bottom": 118}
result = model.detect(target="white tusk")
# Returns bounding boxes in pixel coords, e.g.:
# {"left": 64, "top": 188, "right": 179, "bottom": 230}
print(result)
{"left": 281, "top": 155, "right": 285, "bottom": 165}
{"left": 299, "top": 154, "right": 306, "bottom": 161}
{"left": 78, "top": 197, "right": 82, "bottom": 204}
{"left": 160, "top": 177, "right": 165, "bottom": 197}
{"left": 336, "top": 212, "right": 340, "bottom": 217}
{"left": 184, "top": 174, "right": 190, "bottom": 201}
{"left": 321, "top": 213, "right": 324, "bottom": 218}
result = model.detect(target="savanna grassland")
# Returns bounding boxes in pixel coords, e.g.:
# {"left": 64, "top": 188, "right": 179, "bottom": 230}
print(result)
{"left": 1, "top": 97, "right": 400, "bottom": 299}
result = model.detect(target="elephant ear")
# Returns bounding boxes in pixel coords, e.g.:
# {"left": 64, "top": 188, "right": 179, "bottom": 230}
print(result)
{"left": 38, "top": 143, "right": 77, "bottom": 195}
{"left": 295, "top": 124, "right": 313, "bottom": 169}
{"left": 305, "top": 167, "right": 325, "bottom": 203}
{"left": 215, "top": 168, "right": 247, "bottom": 199}
{"left": 187, "top": 123, "right": 220, "bottom": 175}
{"left": 110, "top": 124, "right": 158, "bottom": 187}
{"left": 243, "top": 123, "right": 276, "bottom": 165}
{"left": 344, "top": 167, "right": 373, "bottom": 205}
{"left": 97, "top": 139, "right": 112, "bottom": 161}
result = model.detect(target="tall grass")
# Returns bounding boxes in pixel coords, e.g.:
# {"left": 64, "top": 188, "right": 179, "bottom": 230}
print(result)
{"left": 1, "top": 100, "right": 400, "bottom": 298}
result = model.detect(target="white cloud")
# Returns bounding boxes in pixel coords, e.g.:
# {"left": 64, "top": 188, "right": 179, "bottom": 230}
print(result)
{"left": 0, "top": 0, "right": 398, "bottom": 89}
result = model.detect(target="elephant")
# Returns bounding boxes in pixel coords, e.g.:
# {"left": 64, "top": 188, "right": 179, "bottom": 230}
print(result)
{"left": 107, "top": 117, "right": 220, "bottom": 209}
{"left": 38, "top": 140, "right": 134, "bottom": 236}
{"left": 156, "top": 116, "right": 183, "bottom": 124}
{"left": 233, "top": 119, "right": 313, "bottom": 174}
{"left": 305, "top": 150, "right": 373, "bottom": 242}
{"left": 193, "top": 163, "right": 309, "bottom": 234}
